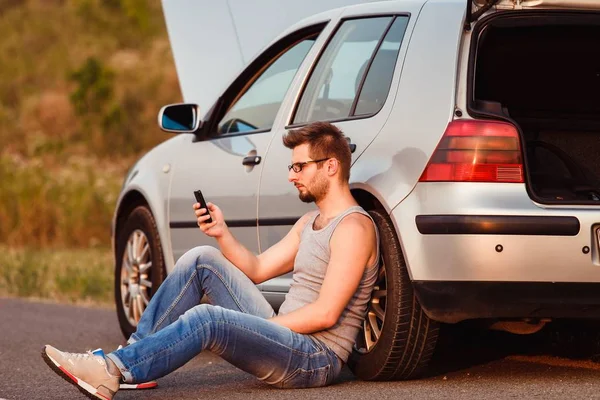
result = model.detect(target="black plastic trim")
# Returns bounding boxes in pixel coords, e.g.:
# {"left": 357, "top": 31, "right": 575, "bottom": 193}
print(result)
{"left": 415, "top": 215, "right": 580, "bottom": 236}
{"left": 170, "top": 217, "right": 299, "bottom": 229}
{"left": 170, "top": 221, "right": 201, "bottom": 229}
{"left": 259, "top": 217, "right": 299, "bottom": 226}
{"left": 413, "top": 281, "right": 600, "bottom": 323}
{"left": 170, "top": 220, "right": 255, "bottom": 229}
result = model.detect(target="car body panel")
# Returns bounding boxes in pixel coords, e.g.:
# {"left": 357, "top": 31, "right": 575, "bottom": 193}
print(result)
{"left": 394, "top": 182, "right": 600, "bottom": 282}
{"left": 113, "top": 137, "right": 180, "bottom": 273}
{"left": 166, "top": 132, "right": 273, "bottom": 262}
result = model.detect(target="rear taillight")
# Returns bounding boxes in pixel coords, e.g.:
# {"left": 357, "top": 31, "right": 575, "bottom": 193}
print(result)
{"left": 419, "top": 120, "right": 523, "bottom": 183}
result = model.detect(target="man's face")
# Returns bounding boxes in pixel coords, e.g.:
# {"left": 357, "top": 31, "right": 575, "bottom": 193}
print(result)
{"left": 288, "top": 144, "right": 330, "bottom": 203}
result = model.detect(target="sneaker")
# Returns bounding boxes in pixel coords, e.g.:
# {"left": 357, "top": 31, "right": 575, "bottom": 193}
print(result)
{"left": 119, "top": 381, "right": 158, "bottom": 389}
{"left": 115, "top": 345, "right": 158, "bottom": 390}
{"left": 42, "top": 345, "right": 119, "bottom": 400}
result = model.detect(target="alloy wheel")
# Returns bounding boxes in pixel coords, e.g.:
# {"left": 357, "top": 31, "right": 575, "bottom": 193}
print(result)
{"left": 355, "top": 260, "right": 387, "bottom": 354}
{"left": 120, "top": 229, "right": 153, "bottom": 326}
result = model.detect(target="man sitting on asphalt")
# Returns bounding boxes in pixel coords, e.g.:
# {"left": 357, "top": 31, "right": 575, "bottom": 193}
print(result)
{"left": 42, "top": 121, "right": 380, "bottom": 399}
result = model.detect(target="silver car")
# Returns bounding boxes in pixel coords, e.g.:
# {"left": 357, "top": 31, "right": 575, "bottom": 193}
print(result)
{"left": 112, "top": 0, "right": 600, "bottom": 380}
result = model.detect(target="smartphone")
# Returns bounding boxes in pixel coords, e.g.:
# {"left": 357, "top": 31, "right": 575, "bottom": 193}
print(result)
{"left": 193, "top": 190, "right": 213, "bottom": 223}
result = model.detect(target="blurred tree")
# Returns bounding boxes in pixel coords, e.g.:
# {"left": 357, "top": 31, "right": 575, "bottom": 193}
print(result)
{"left": 69, "top": 57, "right": 115, "bottom": 115}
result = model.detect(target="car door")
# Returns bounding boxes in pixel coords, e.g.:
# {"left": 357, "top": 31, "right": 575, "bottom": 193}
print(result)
{"left": 167, "top": 25, "right": 324, "bottom": 263}
{"left": 258, "top": 4, "right": 419, "bottom": 300}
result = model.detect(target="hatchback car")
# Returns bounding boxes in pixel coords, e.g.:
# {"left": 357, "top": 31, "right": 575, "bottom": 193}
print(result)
{"left": 112, "top": 0, "right": 600, "bottom": 380}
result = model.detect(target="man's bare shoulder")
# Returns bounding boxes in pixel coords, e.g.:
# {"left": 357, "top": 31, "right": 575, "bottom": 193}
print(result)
{"left": 332, "top": 211, "right": 378, "bottom": 266}
{"left": 339, "top": 211, "right": 375, "bottom": 231}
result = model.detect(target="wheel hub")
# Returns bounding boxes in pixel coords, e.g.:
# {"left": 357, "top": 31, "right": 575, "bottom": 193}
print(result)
{"left": 120, "top": 229, "right": 153, "bottom": 327}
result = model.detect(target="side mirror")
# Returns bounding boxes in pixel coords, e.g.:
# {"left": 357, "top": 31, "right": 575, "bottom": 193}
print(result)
{"left": 158, "top": 103, "right": 202, "bottom": 133}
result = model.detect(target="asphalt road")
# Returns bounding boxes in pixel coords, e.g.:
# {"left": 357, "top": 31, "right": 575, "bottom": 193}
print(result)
{"left": 3, "top": 297, "right": 600, "bottom": 400}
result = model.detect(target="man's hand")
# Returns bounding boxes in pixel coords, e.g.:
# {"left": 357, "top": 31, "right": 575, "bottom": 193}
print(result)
{"left": 191, "top": 203, "right": 306, "bottom": 284}
{"left": 193, "top": 202, "right": 227, "bottom": 238}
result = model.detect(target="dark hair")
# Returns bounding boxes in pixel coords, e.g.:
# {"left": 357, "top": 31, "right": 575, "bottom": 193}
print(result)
{"left": 282, "top": 121, "right": 351, "bottom": 182}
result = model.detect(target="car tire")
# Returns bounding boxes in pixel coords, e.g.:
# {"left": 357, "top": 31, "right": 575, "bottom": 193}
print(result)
{"left": 348, "top": 209, "right": 439, "bottom": 380}
{"left": 115, "top": 206, "right": 166, "bottom": 339}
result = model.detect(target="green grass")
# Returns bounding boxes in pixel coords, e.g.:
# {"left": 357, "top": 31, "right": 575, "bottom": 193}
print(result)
{"left": 0, "top": 246, "right": 114, "bottom": 305}
{"left": 0, "top": 154, "right": 126, "bottom": 248}
{"left": 0, "top": 0, "right": 180, "bottom": 303}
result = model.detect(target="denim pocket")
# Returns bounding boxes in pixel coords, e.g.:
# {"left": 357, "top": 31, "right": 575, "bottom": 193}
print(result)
{"left": 308, "top": 336, "right": 325, "bottom": 353}
{"left": 279, "top": 365, "right": 330, "bottom": 389}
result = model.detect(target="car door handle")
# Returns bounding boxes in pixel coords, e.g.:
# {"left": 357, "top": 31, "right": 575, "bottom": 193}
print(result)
{"left": 346, "top": 137, "right": 357, "bottom": 153}
{"left": 242, "top": 155, "right": 262, "bottom": 166}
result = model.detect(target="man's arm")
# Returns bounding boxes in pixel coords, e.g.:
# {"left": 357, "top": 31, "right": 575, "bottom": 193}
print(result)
{"left": 195, "top": 202, "right": 312, "bottom": 283}
{"left": 269, "top": 213, "right": 377, "bottom": 333}
{"left": 252, "top": 213, "right": 313, "bottom": 283}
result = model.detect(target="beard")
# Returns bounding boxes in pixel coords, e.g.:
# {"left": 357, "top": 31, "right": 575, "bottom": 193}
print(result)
{"left": 298, "top": 175, "right": 329, "bottom": 203}
{"left": 298, "top": 189, "right": 316, "bottom": 203}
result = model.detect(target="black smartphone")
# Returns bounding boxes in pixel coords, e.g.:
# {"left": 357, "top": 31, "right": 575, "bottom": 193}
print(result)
{"left": 193, "top": 190, "right": 213, "bottom": 223}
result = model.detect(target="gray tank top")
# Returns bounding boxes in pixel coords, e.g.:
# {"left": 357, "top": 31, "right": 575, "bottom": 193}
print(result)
{"left": 278, "top": 205, "right": 379, "bottom": 362}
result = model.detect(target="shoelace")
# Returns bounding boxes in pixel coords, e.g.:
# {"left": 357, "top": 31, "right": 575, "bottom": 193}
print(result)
{"left": 66, "top": 350, "right": 106, "bottom": 366}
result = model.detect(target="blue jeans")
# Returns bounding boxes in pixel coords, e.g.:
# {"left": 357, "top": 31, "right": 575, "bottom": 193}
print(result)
{"left": 106, "top": 246, "right": 343, "bottom": 389}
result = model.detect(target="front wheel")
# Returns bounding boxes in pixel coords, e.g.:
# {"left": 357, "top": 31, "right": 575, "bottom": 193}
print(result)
{"left": 348, "top": 209, "right": 439, "bottom": 380}
{"left": 114, "top": 206, "right": 166, "bottom": 339}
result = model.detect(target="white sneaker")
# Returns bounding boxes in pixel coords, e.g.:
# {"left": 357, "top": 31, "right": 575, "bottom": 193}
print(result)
{"left": 42, "top": 345, "right": 119, "bottom": 400}
{"left": 115, "top": 345, "right": 158, "bottom": 390}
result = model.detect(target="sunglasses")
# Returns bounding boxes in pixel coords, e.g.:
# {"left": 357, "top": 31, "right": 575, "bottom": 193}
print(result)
{"left": 287, "top": 158, "right": 331, "bottom": 173}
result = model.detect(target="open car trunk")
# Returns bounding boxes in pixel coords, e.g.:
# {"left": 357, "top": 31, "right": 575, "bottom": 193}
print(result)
{"left": 471, "top": 11, "right": 600, "bottom": 204}
{"left": 473, "top": 0, "right": 600, "bottom": 11}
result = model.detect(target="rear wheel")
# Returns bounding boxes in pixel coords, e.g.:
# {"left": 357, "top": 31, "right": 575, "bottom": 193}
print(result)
{"left": 348, "top": 209, "right": 439, "bottom": 380}
{"left": 114, "top": 206, "right": 166, "bottom": 339}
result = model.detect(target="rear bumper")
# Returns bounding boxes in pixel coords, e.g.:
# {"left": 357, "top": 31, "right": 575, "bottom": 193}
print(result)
{"left": 390, "top": 182, "right": 600, "bottom": 282}
{"left": 414, "top": 281, "right": 600, "bottom": 323}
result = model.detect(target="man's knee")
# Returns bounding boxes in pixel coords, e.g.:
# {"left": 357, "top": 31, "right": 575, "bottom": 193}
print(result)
{"left": 194, "top": 303, "right": 220, "bottom": 316}
{"left": 176, "top": 245, "right": 222, "bottom": 271}
{"left": 194, "top": 245, "right": 223, "bottom": 265}
{"left": 181, "top": 304, "right": 228, "bottom": 351}
{"left": 183, "top": 304, "right": 224, "bottom": 331}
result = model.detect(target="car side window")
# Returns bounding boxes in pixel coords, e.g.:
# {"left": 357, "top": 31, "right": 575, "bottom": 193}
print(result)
{"left": 292, "top": 16, "right": 408, "bottom": 124}
{"left": 217, "top": 38, "right": 316, "bottom": 135}
{"left": 354, "top": 17, "right": 408, "bottom": 116}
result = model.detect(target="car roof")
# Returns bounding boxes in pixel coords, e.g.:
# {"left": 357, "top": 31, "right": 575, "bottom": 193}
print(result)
{"left": 272, "top": 0, "right": 429, "bottom": 44}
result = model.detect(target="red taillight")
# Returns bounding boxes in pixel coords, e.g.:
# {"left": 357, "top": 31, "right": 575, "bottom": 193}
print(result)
{"left": 419, "top": 120, "right": 524, "bottom": 183}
